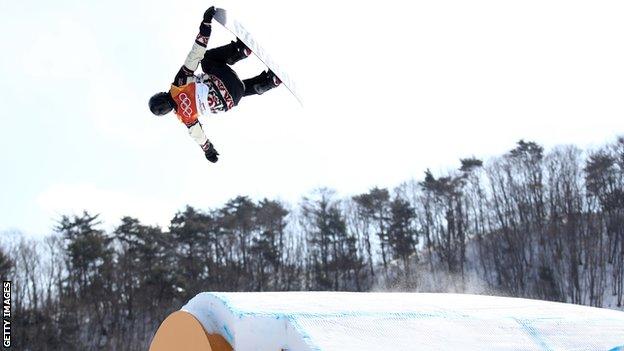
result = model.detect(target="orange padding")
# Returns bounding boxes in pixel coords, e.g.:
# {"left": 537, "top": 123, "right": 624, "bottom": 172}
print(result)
{"left": 149, "top": 311, "right": 233, "bottom": 351}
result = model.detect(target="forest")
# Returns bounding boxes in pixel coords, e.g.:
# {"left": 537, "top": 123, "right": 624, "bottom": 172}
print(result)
{"left": 2, "top": 137, "right": 624, "bottom": 350}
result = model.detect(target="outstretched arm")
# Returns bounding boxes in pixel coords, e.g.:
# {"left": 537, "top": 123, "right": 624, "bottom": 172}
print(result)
{"left": 173, "top": 7, "right": 216, "bottom": 86}
{"left": 187, "top": 120, "right": 219, "bottom": 162}
{"left": 187, "top": 120, "right": 209, "bottom": 149}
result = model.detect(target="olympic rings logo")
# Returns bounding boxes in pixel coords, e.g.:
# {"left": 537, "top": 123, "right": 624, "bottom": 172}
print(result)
{"left": 178, "top": 93, "right": 193, "bottom": 118}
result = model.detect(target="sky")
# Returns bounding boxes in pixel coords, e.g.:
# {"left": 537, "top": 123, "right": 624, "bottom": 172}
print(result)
{"left": 1, "top": 0, "right": 623, "bottom": 237}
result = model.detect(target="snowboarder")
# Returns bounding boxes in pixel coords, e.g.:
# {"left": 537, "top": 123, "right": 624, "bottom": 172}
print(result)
{"left": 148, "top": 7, "right": 281, "bottom": 163}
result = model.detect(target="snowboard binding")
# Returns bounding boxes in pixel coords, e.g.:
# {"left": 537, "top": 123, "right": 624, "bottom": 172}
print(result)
{"left": 244, "top": 70, "right": 282, "bottom": 96}
{"left": 203, "top": 38, "right": 251, "bottom": 66}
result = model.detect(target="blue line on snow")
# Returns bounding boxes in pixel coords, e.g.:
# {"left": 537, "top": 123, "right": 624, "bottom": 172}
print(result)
{"left": 222, "top": 325, "right": 234, "bottom": 344}
{"left": 514, "top": 318, "right": 553, "bottom": 351}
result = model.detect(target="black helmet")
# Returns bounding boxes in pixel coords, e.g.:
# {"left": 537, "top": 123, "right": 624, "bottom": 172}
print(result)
{"left": 149, "top": 92, "right": 176, "bottom": 116}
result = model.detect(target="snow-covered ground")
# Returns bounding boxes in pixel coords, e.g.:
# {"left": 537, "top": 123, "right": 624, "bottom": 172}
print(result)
{"left": 181, "top": 292, "right": 624, "bottom": 351}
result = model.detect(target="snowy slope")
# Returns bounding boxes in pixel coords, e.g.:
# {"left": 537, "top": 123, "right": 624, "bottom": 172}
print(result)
{"left": 181, "top": 292, "right": 624, "bottom": 351}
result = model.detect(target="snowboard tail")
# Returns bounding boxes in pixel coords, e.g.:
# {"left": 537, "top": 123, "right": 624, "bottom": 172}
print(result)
{"left": 213, "top": 8, "right": 302, "bottom": 106}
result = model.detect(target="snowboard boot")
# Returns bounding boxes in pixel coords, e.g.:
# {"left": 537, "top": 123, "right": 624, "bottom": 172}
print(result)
{"left": 243, "top": 70, "right": 282, "bottom": 96}
{"left": 203, "top": 38, "right": 252, "bottom": 66}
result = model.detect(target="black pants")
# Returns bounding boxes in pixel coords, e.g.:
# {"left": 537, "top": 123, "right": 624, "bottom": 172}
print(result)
{"left": 200, "top": 41, "right": 269, "bottom": 97}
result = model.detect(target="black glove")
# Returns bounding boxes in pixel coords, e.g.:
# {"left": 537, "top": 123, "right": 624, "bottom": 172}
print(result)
{"left": 199, "top": 7, "right": 215, "bottom": 37}
{"left": 203, "top": 6, "right": 216, "bottom": 23}
{"left": 203, "top": 141, "right": 219, "bottom": 163}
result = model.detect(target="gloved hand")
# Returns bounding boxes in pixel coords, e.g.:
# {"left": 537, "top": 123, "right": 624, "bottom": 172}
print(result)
{"left": 203, "top": 6, "right": 216, "bottom": 23}
{"left": 203, "top": 141, "right": 219, "bottom": 163}
{"left": 199, "top": 7, "right": 216, "bottom": 37}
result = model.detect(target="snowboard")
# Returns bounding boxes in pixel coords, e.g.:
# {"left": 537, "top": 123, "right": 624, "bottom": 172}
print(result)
{"left": 213, "top": 8, "right": 302, "bottom": 106}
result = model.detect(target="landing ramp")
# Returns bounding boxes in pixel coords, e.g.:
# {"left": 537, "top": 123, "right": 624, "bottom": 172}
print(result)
{"left": 150, "top": 292, "right": 624, "bottom": 350}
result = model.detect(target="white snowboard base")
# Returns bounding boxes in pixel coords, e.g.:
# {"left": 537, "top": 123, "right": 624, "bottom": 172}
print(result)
{"left": 213, "top": 8, "right": 302, "bottom": 106}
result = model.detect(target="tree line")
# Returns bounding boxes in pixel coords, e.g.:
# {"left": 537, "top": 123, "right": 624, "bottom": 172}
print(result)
{"left": 2, "top": 137, "right": 623, "bottom": 350}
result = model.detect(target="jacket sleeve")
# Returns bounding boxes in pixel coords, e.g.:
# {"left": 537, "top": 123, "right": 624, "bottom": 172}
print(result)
{"left": 187, "top": 120, "right": 211, "bottom": 152}
{"left": 173, "top": 24, "right": 211, "bottom": 86}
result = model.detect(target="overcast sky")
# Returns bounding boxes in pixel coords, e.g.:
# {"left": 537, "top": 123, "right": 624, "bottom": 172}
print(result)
{"left": 1, "top": 0, "right": 623, "bottom": 237}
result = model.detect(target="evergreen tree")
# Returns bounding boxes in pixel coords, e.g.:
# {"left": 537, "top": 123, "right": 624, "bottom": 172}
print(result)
{"left": 387, "top": 197, "right": 417, "bottom": 273}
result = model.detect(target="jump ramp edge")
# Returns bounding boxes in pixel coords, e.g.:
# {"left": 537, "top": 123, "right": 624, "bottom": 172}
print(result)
{"left": 149, "top": 310, "right": 232, "bottom": 351}
{"left": 149, "top": 292, "right": 624, "bottom": 351}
